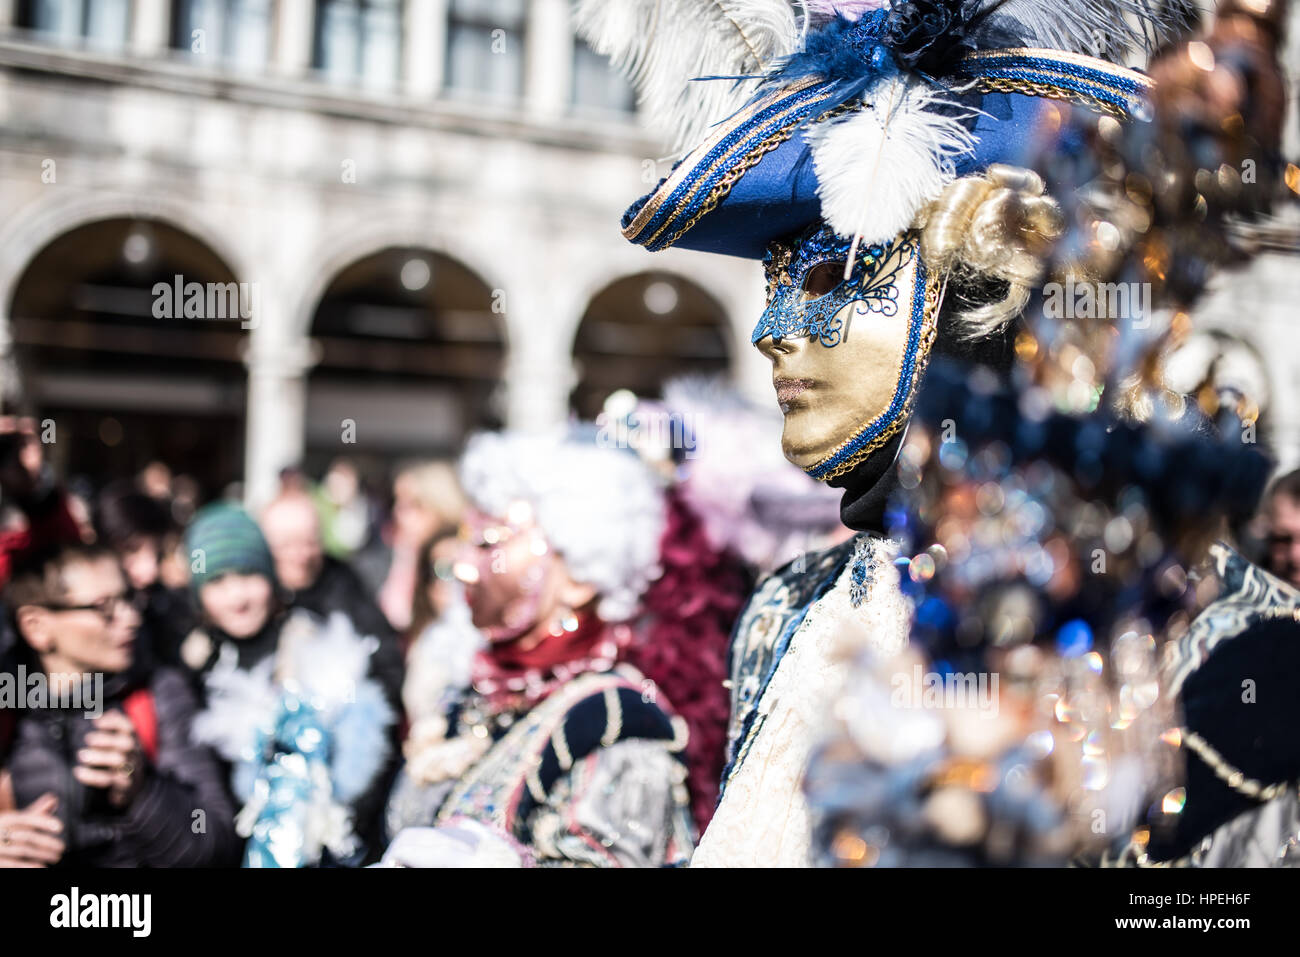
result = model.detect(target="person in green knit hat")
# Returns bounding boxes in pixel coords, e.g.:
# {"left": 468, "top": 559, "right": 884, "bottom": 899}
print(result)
{"left": 180, "top": 501, "right": 401, "bottom": 865}
{"left": 179, "top": 502, "right": 281, "bottom": 675}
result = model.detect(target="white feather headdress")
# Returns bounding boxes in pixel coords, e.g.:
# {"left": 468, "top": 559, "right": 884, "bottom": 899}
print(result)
{"left": 597, "top": 0, "right": 1190, "bottom": 260}
{"left": 963, "top": 0, "right": 1192, "bottom": 61}
{"left": 574, "top": 0, "right": 801, "bottom": 153}
{"left": 577, "top": 1, "right": 1188, "bottom": 157}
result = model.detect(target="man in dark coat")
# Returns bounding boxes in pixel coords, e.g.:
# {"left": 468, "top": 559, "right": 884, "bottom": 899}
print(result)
{"left": 184, "top": 504, "right": 398, "bottom": 864}
{"left": 259, "top": 492, "right": 403, "bottom": 713}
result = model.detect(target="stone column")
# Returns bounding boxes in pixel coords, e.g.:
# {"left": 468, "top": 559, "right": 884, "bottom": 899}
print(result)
{"left": 1283, "top": 0, "right": 1300, "bottom": 160}
{"left": 1256, "top": 252, "right": 1300, "bottom": 473}
{"left": 0, "top": 299, "right": 23, "bottom": 408}
{"left": 272, "top": 0, "right": 315, "bottom": 77}
{"left": 243, "top": 330, "right": 315, "bottom": 511}
{"left": 524, "top": 0, "right": 572, "bottom": 118}
{"left": 499, "top": 264, "right": 576, "bottom": 433}
{"left": 504, "top": 348, "right": 572, "bottom": 432}
{"left": 130, "top": 0, "right": 170, "bottom": 55}
{"left": 404, "top": 0, "right": 447, "bottom": 98}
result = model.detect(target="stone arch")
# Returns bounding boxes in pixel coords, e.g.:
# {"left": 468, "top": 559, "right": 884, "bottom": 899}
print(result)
{"left": 299, "top": 239, "right": 508, "bottom": 474}
{"left": 283, "top": 216, "right": 512, "bottom": 348}
{"left": 569, "top": 267, "right": 734, "bottom": 419}
{"left": 0, "top": 189, "right": 252, "bottom": 319}
{"left": 5, "top": 208, "right": 252, "bottom": 493}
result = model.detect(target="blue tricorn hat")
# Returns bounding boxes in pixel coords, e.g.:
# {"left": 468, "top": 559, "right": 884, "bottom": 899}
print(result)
{"left": 591, "top": 4, "right": 1170, "bottom": 261}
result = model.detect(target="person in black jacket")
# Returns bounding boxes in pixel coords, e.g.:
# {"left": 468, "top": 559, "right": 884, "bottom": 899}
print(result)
{"left": 183, "top": 503, "right": 397, "bottom": 865}
{"left": 0, "top": 543, "right": 239, "bottom": 867}
{"left": 94, "top": 481, "right": 196, "bottom": 671}
{"left": 258, "top": 491, "right": 403, "bottom": 714}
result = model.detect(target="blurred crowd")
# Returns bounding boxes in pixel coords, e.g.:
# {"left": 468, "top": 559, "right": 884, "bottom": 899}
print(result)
{"left": 3, "top": 388, "right": 1300, "bottom": 868}
{"left": 0, "top": 414, "right": 463, "bottom": 866}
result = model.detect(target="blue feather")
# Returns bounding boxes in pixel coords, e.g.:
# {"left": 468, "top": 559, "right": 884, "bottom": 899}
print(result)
{"left": 770, "top": 12, "right": 894, "bottom": 84}
{"left": 757, "top": 13, "right": 900, "bottom": 113}
{"left": 330, "top": 681, "right": 394, "bottom": 805}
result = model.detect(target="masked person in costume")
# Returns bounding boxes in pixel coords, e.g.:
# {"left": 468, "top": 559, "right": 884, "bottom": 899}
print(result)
{"left": 572, "top": 0, "right": 1299, "bottom": 866}
{"left": 598, "top": 375, "right": 851, "bottom": 829}
{"left": 382, "top": 430, "right": 696, "bottom": 867}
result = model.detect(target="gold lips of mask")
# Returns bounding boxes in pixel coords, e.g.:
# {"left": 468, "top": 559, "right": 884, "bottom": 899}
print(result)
{"left": 752, "top": 223, "right": 940, "bottom": 482}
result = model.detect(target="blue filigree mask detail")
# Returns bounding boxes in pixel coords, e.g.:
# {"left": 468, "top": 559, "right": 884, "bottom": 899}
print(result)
{"left": 752, "top": 222, "right": 919, "bottom": 348}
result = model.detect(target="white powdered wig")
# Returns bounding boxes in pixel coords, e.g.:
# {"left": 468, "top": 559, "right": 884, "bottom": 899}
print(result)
{"left": 459, "top": 431, "right": 666, "bottom": 623}
{"left": 574, "top": 0, "right": 800, "bottom": 154}
{"left": 807, "top": 76, "right": 977, "bottom": 248}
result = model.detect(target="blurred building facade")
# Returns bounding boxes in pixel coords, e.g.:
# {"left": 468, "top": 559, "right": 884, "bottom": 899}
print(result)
{"left": 0, "top": 0, "right": 769, "bottom": 505}
{"left": 0, "top": 0, "right": 1296, "bottom": 509}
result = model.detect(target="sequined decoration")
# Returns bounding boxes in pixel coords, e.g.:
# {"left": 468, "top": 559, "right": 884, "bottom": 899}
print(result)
{"left": 238, "top": 694, "right": 355, "bottom": 869}
{"left": 752, "top": 223, "right": 915, "bottom": 348}
{"left": 848, "top": 536, "right": 878, "bottom": 609}
{"left": 877, "top": 361, "right": 1266, "bottom": 857}
{"left": 799, "top": 0, "right": 1292, "bottom": 871}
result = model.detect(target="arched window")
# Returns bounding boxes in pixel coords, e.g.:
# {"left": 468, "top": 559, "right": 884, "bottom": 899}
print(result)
{"left": 305, "top": 247, "right": 505, "bottom": 476}
{"left": 314, "top": 0, "right": 403, "bottom": 92}
{"left": 571, "top": 273, "right": 731, "bottom": 419}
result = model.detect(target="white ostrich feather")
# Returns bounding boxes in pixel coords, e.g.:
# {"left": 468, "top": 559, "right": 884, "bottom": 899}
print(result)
{"left": 575, "top": 0, "right": 1189, "bottom": 158}
{"left": 276, "top": 611, "right": 395, "bottom": 805}
{"left": 974, "top": 0, "right": 1192, "bottom": 63}
{"left": 807, "top": 76, "right": 977, "bottom": 247}
{"left": 574, "top": 0, "right": 801, "bottom": 153}
{"left": 193, "top": 611, "right": 395, "bottom": 808}
{"left": 276, "top": 610, "right": 377, "bottom": 715}
{"left": 191, "top": 645, "right": 278, "bottom": 767}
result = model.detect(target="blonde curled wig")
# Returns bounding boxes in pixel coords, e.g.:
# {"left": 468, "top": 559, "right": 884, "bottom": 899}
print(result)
{"left": 914, "top": 164, "right": 1066, "bottom": 339}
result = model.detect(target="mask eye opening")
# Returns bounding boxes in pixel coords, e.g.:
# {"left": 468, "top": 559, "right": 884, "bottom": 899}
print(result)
{"left": 801, "top": 261, "right": 848, "bottom": 301}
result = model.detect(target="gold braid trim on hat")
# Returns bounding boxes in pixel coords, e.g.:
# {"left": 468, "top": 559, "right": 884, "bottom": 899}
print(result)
{"left": 971, "top": 76, "right": 1134, "bottom": 119}
{"left": 649, "top": 101, "right": 857, "bottom": 251}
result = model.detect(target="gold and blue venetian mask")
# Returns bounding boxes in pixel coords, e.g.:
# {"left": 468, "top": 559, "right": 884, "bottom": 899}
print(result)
{"left": 753, "top": 222, "right": 940, "bottom": 482}
{"left": 609, "top": 12, "right": 1155, "bottom": 484}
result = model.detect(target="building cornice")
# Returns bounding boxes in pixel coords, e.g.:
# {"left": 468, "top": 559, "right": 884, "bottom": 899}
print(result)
{"left": 0, "top": 37, "right": 662, "bottom": 157}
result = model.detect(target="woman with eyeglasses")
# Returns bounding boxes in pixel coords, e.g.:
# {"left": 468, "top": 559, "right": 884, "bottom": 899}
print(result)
{"left": 0, "top": 542, "right": 239, "bottom": 867}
